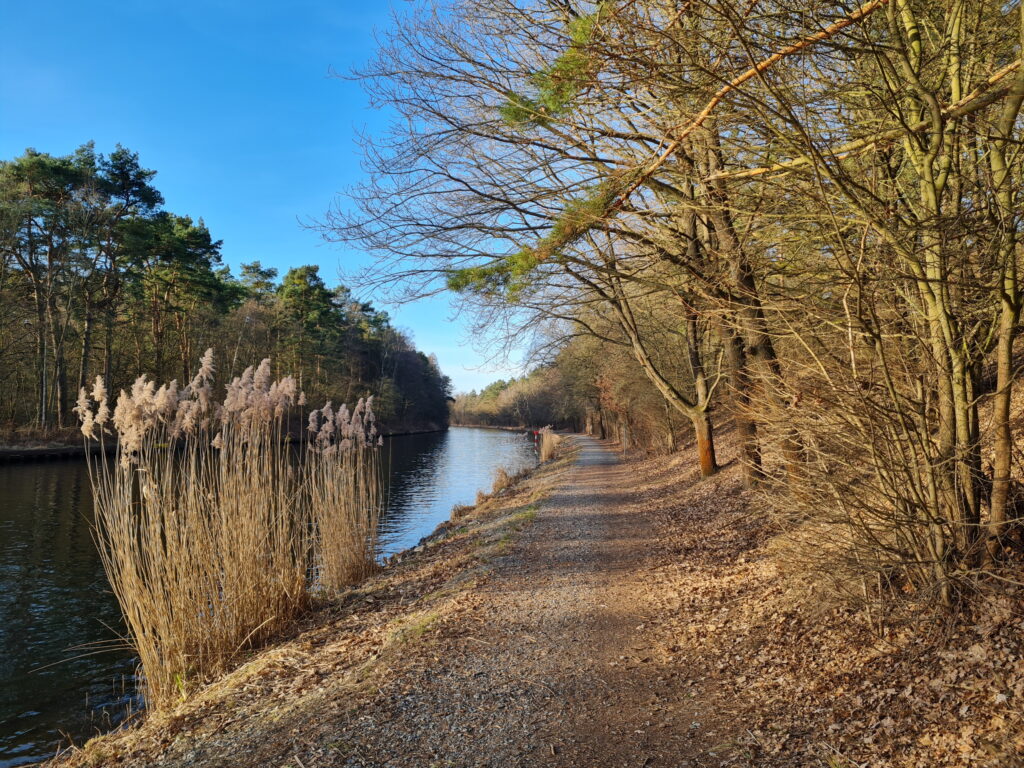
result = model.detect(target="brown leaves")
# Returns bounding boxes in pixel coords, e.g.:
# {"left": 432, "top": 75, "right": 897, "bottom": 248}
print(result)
{"left": 616, "top": 431, "right": 1024, "bottom": 768}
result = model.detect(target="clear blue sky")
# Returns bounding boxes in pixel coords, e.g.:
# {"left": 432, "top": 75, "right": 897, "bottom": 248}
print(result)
{"left": 0, "top": 0, "right": 518, "bottom": 393}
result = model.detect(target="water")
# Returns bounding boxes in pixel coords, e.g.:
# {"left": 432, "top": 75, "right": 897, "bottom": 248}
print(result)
{"left": 0, "top": 426, "right": 537, "bottom": 767}
{"left": 377, "top": 428, "right": 537, "bottom": 555}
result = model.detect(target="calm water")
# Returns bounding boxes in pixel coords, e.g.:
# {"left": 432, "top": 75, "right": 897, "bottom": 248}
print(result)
{"left": 0, "top": 427, "right": 537, "bottom": 767}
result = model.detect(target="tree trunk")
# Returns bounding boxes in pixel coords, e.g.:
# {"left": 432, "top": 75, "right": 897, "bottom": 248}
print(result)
{"left": 664, "top": 400, "right": 677, "bottom": 452}
{"left": 984, "top": 64, "right": 1024, "bottom": 564}
{"left": 103, "top": 312, "right": 114, "bottom": 393}
{"left": 78, "top": 307, "right": 94, "bottom": 394}
{"left": 692, "top": 410, "right": 717, "bottom": 478}
{"left": 717, "top": 318, "right": 761, "bottom": 487}
{"left": 46, "top": 301, "right": 66, "bottom": 428}
{"left": 608, "top": 277, "right": 719, "bottom": 476}
{"left": 35, "top": 300, "right": 47, "bottom": 429}
{"left": 699, "top": 126, "right": 804, "bottom": 472}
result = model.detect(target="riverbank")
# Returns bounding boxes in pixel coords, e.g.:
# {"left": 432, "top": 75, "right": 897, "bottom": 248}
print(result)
{"left": 0, "top": 424, "right": 449, "bottom": 464}
{"left": 44, "top": 440, "right": 574, "bottom": 768}
{"left": 45, "top": 431, "right": 1023, "bottom": 767}
{"left": 447, "top": 423, "right": 530, "bottom": 432}
{"left": 0, "top": 442, "right": 114, "bottom": 463}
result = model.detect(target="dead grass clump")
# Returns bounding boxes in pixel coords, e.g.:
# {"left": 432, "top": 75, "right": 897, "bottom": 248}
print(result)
{"left": 454, "top": 464, "right": 536, "bottom": 521}
{"left": 75, "top": 351, "right": 382, "bottom": 709}
{"left": 493, "top": 464, "right": 535, "bottom": 495}
{"left": 451, "top": 504, "right": 474, "bottom": 520}
{"left": 492, "top": 466, "right": 512, "bottom": 493}
{"left": 538, "top": 426, "right": 562, "bottom": 462}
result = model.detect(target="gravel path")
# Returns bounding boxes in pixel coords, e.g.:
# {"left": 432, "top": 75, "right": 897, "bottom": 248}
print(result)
{"left": 342, "top": 436, "right": 712, "bottom": 767}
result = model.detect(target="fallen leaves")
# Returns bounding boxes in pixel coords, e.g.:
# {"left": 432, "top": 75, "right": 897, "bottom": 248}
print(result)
{"left": 619, "top": 429, "right": 1024, "bottom": 768}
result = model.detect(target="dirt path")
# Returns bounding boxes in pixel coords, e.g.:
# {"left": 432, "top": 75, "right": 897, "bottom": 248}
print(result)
{"left": 336, "top": 436, "right": 731, "bottom": 767}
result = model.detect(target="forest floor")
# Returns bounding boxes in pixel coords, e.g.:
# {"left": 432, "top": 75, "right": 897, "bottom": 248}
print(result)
{"left": 52, "top": 433, "right": 1023, "bottom": 768}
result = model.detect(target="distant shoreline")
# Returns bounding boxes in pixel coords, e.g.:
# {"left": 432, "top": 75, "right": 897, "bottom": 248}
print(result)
{"left": 0, "top": 424, "right": 452, "bottom": 464}
{"left": 448, "top": 423, "right": 534, "bottom": 432}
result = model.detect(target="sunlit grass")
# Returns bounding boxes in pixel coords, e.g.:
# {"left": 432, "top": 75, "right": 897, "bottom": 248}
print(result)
{"left": 75, "top": 351, "right": 382, "bottom": 709}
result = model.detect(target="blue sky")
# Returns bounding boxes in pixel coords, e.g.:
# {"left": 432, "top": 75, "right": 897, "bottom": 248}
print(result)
{"left": 0, "top": 0, "right": 518, "bottom": 393}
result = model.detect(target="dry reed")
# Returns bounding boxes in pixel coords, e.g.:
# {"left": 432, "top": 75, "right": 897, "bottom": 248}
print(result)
{"left": 538, "top": 426, "right": 562, "bottom": 463}
{"left": 75, "top": 352, "right": 382, "bottom": 708}
{"left": 306, "top": 399, "right": 382, "bottom": 592}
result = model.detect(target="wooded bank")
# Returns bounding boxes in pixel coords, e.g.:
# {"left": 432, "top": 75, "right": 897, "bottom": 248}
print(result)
{"left": 0, "top": 145, "right": 452, "bottom": 439}
{"left": 334, "top": 0, "right": 1024, "bottom": 608}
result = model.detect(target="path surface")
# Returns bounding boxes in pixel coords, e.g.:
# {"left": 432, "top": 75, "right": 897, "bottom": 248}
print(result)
{"left": 345, "top": 436, "right": 716, "bottom": 767}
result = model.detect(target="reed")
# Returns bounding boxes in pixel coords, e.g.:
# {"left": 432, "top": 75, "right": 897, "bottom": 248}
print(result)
{"left": 75, "top": 352, "right": 382, "bottom": 708}
{"left": 538, "top": 426, "right": 562, "bottom": 463}
{"left": 306, "top": 399, "right": 382, "bottom": 592}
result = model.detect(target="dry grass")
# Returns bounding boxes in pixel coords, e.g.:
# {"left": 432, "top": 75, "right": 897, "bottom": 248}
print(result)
{"left": 75, "top": 352, "right": 382, "bottom": 709}
{"left": 450, "top": 503, "right": 474, "bottom": 520}
{"left": 491, "top": 466, "right": 512, "bottom": 493}
{"left": 538, "top": 425, "right": 562, "bottom": 462}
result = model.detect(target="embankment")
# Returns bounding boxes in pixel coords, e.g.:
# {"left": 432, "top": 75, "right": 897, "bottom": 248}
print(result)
{"left": 46, "top": 442, "right": 576, "bottom": 768}
{"left": 46, "top": 429, "right": 1023, "bottom": 767}
{"left": 0, "top": 442, "right": 114, "bottom": 464}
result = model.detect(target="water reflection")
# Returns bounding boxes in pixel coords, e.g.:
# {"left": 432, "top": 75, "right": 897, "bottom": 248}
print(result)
{"left": 0, "top": 426, "right": 537, "bottom": 765}
{"left": 378, "top": 427, "right": 538, "bottom": 556}
{"left": 0, "top": 462, "right": 139, "bottom": 768}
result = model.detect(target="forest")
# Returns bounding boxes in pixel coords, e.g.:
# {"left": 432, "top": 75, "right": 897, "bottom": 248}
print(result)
{"left": 335, "top": 0, "right": 1024, "bottom": 606}
{"left": 0, "top": 144, "right": 452, "bottom": 438}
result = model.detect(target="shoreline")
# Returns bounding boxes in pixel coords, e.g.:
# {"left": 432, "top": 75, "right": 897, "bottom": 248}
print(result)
{"left": 1, "top": 423, "right": 558, "bottom": 464}
{"left": 0, "top": 442, "right": 116, "bottom": 463}
{"left": 448, "top": 423, "right": 532, "bottom": 432}
{"left": 0, "top": 425, "right": 452, "bottom": 464}
{"left": 45, "top": 440, "right": 576, "bottom": 768}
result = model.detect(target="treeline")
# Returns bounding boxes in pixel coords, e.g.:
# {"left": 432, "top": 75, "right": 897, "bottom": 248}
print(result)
{"left": 450, "top": 368, "right": 583, "bottom": 429}
{"left": 452, "top": 334, "right": 698, "bottom": 453}
{"left": 0, "top": 144, "right": 451, "bottom": 436}
{"left": 334, "top": 0, "right": 1024, "bottom": 605}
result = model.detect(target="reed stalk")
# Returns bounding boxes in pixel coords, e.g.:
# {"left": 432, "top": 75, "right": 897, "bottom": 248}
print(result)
{"left": 306, "top": 399, "right": 383, "bottom": 592}
{"left": 75, "top": 351, "right": 382, "bottom": 709}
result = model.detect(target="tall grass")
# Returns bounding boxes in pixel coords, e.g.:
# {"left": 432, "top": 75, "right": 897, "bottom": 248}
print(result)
{"left": 538, "top": 425, "right": 562, "bottom": 463}
{"left": 306, "top": 399, "right": 382, "bottom": 591}
{"left": 75, "top": 352, "right": 381, "bottom": 709}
